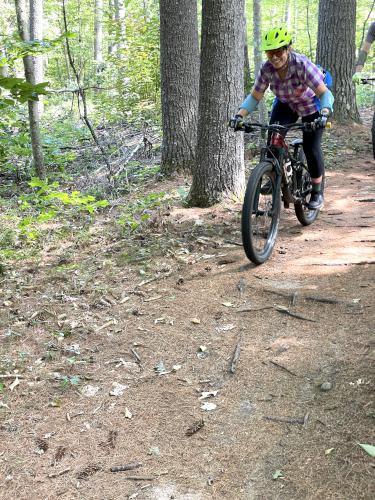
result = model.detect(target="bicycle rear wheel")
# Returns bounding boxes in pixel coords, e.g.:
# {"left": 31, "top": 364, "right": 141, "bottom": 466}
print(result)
{"left": 294, "top": 152, "right": 321, "bottom": 226}
{"left": 241, "top": 161, "right": 280, "bottom": 265}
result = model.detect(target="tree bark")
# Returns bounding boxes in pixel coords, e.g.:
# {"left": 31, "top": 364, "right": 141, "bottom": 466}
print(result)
{"left": 114, "top": 0, "right": 126, "bottom": 50}
{"left": 0, "top": 47, "right": 9, "bottom": 77}
{"left": 253, "top": 0, "right": 267, "bottom": 124}
{"left": 306, "top": 0, "right": 313, "bottom": 59}
{"left": 316, "top": 0, "right": 360, "bottom": 123}
{"left": 188, "top": 0, "right": 245, "bottom": 207}
{"left": 29, "top": 0, "right": 44, "bottom": 118}
{"left": 243, "top": 3, "right": 251, "bottom": 95}
{"left": 15, "top": 0, "right": 45, "bottom": 178}
{"left": 159, "top": 0, "right": 200, "bottom": 175}
{"left": 284, "top": 0, "right": 291, "bottom": 29}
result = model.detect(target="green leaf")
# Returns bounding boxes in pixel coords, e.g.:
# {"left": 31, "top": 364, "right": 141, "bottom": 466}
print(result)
{"left": 69, "top": 375, "right": 80, "bottom": 386}
{"left": 358, "top": 443, "right": 375, "bottom": 457}
{"left": 0, "top": 77, "right": 24, "bottom": 89}
{"left": 29, "top": 177, "right": 49, "bottom": 189}
{"left": 272, "top": 470, "right": 284, "bottom": 480}
{"left": 95, "top": 200, "right": 110, "bottom": 207}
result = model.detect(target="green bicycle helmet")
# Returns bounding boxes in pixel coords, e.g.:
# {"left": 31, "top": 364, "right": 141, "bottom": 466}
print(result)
{"left": 261, "top": 27, "right": 292, "bottom": 51}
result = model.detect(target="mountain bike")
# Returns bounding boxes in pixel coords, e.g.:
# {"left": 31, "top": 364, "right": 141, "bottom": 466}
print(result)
{"left": 237, "top": 120, "right": 329, "bottom": 265}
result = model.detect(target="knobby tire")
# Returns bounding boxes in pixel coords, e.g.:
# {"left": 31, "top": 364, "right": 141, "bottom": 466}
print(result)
{"left": 241, "top": 161, "right": 280, "bottom": 265}
{"left": 294, "top": 149, "right": 320, "bottom": 226}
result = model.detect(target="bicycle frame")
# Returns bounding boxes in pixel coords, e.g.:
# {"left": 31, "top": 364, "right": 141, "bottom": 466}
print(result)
{"left": 236, "top": 120, "right": 326, "bottom": 264}
{"left": 243, "top": 121, "right": 315, "bottom": 206}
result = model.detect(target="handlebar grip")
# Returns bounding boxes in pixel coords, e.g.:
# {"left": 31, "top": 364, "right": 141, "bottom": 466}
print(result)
{"left": 243, "top": 124, "right": 254, "bottom": 133}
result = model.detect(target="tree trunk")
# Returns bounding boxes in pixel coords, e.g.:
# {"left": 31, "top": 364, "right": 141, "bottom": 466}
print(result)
{"left": 253, "top": 0, "right": 267, "bottom": 124}
{"left": 29, "top": 0, "right": 44, "bottom": 118}
{"left": 114, "top": 0, "right": 126, "bottom": 50}
{"left": 243, "top": 3, "right": 251, "bottom": 95}
{"left": 316, "top": 0, "right": 360, "bottom": 123}
{"left": 293, "top": 0, "right": 298, "bottom": 45}
{"left": 15, "top": 0, "right": 45, "bottom": 178}
{"left": 159, "top": 0, "right": 200, "bottom": 175}
{"left": 284, "top": 0, "right": 291, "bottom": 29}
{"left": 188, "top": 0, "right": 245, "bottom": 207}
{"left": 306, "top": 0, "right": 312, "bottom": 59}
{"left": 0, "top": 47, "right": 9, "bottom": 77}
{"left": 94, "top": 0, "right": 103, "bottom": 64}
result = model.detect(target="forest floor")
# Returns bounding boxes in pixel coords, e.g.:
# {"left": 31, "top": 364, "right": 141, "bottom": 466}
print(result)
{"left": 0, "top": 113, "right": 374, "bottom": 500}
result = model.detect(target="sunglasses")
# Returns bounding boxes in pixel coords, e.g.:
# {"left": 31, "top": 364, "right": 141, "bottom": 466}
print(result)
{"left": 265, "top": 48, "right": 287, "bottom": 58}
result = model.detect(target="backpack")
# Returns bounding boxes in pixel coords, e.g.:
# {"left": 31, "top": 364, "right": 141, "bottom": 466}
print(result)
{"left": 316, "top": 64, "right": 333, "bottom": 89}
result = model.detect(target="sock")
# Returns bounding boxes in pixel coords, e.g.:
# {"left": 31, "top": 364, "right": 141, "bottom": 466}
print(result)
{"left": 312, "top": 182, "right": 321, "bottom": 193}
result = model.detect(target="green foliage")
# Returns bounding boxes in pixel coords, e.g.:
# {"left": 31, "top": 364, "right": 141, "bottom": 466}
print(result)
{"left": 1, "top": 33, "right": 76, "bottom": 67}
{"left": 0, "top": 77, "right": 49, "bottom": 104}
{"left": 94, "top": 4, "right": 160, "bottom": 121}
{"left": 118, "top": 161, "right": 161, "bottom": 184}
{"left": 0, "top": 104, "right": 31, "bottom": 175}
{"left": 118, "top": 191, "right": 165, "bottom": 232}
{"left": 17, "top": 178, "right": 109, "bottom": 240}
{"left": 60, "top": 375, "right": 80, "bottom": 388}
{"left": 355, "top": 79, "right": 375, "bottom": 108}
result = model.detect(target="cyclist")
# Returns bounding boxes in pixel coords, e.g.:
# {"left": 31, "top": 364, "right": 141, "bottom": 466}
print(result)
{"left": 354, "top": 21, "right": 375, "bottom": 159}
{"left": 355, "top": 21, "right": 375, "bottom": 72}
{"left": 230, "top": 27, "right": 334, "bottom": 210}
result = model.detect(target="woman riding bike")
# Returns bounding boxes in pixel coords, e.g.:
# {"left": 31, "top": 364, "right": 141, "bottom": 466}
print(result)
{"left": 230, "top": 27, "right": 334, "bottom": 210}
{"left": 354, "top": 21, "right": 375, "bottom": 159}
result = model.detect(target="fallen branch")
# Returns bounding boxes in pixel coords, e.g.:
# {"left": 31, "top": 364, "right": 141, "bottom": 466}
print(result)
{"left": 130, "top": 348, "right": 141, "bottom": 364}
{"left": 48, "top": 468, "right": 71, "bottom": 478}
{"left": 51, "top": 86, "right": 116, "bottom": 94}
{"left": 186, "top": 419, "right": 205, "bottom": 436}
{"left": 110, "top": 462, "right": 142, "bottom": 473}
{"left": 264, "top": 289, "right": 343, "bottom": 305}
{"left": 229, "top": 339, "right": 241, "bottom": 374}
{"left": 263, "top": 414, "right": 308, "bottom": 425}
{"left": 269, "top": 360, "right": 297, "bottom": 376}
{"left": 276, "top": 305, "right": 317, "bottom": 322}
{"left": 0, "top": 374, "right": 24, "bottom": 379}
{"left": 124, "top": 476, "right": 154, "bottom": 481}
{"left": 95, "top": 142, "right": 142, "bottom": 178}
{"left": 236, "top": 306, "right": 273, "bottom": 312}
{"left": 304, "top": 295, "right": 343, "bottom": 305}
{"left": 223, "top": 239, "right": 242, "bottom": 246}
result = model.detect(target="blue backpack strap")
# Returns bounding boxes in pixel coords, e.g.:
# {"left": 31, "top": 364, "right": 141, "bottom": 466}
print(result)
{"left": 316, "top": 64, "right": 333, "bottom": 89}
{"left": 323, "top": 69, "right": 333, "bottom": 89}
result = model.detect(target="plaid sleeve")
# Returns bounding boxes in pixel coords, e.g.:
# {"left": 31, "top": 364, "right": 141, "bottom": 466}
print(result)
{"left": 303, "top": 59, "right": 324, "bottom": 90}
{"left": 253, "top": 64, "right": 270, "bottom": 94}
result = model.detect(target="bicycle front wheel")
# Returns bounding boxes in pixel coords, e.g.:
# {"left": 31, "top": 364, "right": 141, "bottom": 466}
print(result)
{"left": 241, "top": 161, "right": 280, "bottom": 265}
{"left": 294, "top": 156, "right": 321, "bottom": 226}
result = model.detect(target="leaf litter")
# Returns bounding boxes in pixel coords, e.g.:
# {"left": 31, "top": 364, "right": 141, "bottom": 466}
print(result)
{"left": 0, "top": 121, "right": 374, "bottom": 499}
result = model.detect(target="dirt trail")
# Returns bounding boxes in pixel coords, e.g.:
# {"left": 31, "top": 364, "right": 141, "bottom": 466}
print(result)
{"left": 0, "top": 127, "right": 374, "bottom": 500}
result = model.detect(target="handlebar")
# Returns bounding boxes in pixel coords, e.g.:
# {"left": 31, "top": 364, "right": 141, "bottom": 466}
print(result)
{"left": 238, "top": 120, "right": 331, "bottom": 133}
{"left": 360, "top": 77, "right": 375, "bottom": 84}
